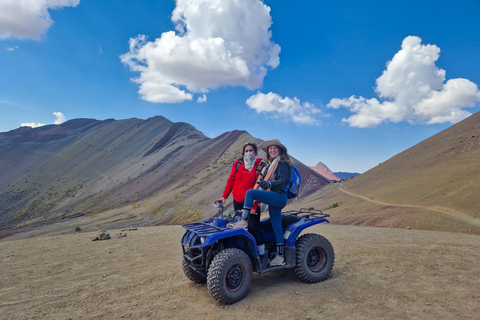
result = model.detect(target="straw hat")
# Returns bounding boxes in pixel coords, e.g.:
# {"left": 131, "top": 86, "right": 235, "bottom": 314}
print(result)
{"left": 261, "top": 139, "right": 288, "bottom": 154}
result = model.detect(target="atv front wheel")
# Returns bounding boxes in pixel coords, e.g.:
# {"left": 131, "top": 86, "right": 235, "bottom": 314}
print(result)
{"left": 207, "top": 248, "right": 252, "bottom": 304}
{"left": 294, "top": 233, "right": 334, "bottom": 283}
{"left": 182, "top": 258, "right": 207, "bottom": 284}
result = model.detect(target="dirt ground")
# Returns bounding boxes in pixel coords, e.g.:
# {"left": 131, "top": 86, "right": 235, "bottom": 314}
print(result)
{"left": 1, "top": 224, "right": 479, "bottom": 320}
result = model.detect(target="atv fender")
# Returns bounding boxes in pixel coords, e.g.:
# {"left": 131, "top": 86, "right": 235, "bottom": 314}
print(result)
{"left": 201, "top": 228, "right": 259, "bottom": 256}
{"left": 283, "top": 218, "right": 329, "bottom": 247}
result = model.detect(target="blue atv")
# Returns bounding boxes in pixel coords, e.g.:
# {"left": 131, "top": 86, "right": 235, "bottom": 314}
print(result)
{"left": 181, "top": 205, "right": 335, "bottom": 304}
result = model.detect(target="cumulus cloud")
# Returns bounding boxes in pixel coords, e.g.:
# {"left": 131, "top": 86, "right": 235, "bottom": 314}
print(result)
{"left": 197, "top": 94, "right": 207, "bottom": 103}
{"left": 53, "top": 111, "right": 66, "bottom": 124}
{"left": 21, "top": 122, "right": 45, "bottom": 128}
{"left": 120, "top": 0, "right": 280, "bottom": 103}
{"left": 327, "top": 36, "right": 480, "bottom": 128}
{"left": 0, "top": 0, "right": 80, "bottom": 40}
{"left": 246, "top": 92, "right": 321, "bottom": 125}
{"left": 21, "top": 111, "right": 66, "bottom": 128}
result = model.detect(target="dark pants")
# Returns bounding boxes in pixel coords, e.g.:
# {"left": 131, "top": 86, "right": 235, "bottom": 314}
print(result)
{"left": 244, "top": 189, "right": 288, "bottom": 245}
{"left": 233, "top": 199, "right": 244, "bottom": 212}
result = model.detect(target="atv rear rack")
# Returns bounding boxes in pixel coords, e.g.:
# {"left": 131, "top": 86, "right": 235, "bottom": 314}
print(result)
{"left": 282, "top": 208, "right": 330, "bottom": 221}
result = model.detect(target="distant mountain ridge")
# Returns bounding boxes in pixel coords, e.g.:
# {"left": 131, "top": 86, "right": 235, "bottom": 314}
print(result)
{"left": 0, "top": 116, "right": 332, "bottom": 239}
{"left": 334, "top": 172, "right": 360, "bottom": 180}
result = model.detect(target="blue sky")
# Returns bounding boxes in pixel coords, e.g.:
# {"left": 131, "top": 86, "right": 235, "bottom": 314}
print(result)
{"left": 1, "top": 0, "right": 479, "bottom": 173}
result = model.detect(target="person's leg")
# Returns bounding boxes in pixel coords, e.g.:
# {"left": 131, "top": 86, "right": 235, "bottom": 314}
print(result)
{"left": 233, "top": 200, "right": 244, "bottom": 212}
{"left": 268, "top": 206, "right": 284, "bottom": 245}
{"left": 247, "top": 207, "right": 268, "bottom": 268}
{"left": 247, "top": 211, "right": 264, "bottom": 245}
{"left": 230, "top": 190, "right": 287, "bottom": 230}
{"left": 244, "top": 189, "right": 287, "bottom": 210}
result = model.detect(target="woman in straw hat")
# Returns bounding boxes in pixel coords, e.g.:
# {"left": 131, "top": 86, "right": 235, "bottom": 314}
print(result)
{"left": 228, "top": 138, "right": 292, "bottom": 267}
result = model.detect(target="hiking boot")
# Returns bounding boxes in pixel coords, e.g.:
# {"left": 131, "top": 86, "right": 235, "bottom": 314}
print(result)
{"left": 259, "top": 254, "right": 270, "bottom": 270}
{"left": 269, "top": 253, "right": 285, "bottom": 266}
{"left": 227, "top": 218, "right": 248, "bottom": 229}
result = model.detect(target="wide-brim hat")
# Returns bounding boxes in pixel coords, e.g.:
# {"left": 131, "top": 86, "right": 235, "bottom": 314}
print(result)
{"left": 261, "top": 139, "right": 287, "bottom": 154}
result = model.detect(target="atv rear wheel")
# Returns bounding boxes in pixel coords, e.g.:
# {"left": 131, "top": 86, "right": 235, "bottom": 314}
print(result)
{"left": 207, "top": 248, "right": 252, "bottom": 304}
{"left": 294, "top": 233, "right": 334, "bottom": 283}
{"left": 182, "top": 258, "right": 207, "bottom": 284}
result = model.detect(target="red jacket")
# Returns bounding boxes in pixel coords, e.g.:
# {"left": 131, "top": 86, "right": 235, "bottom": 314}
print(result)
{"left": 222, "top": 158, "right": 263, "bottom": 203}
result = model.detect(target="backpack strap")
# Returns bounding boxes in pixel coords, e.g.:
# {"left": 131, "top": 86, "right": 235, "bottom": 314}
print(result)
{"left": 235, "top": 159, "right": 244, "bottom": 172}
{"left": 255, "top": 161, "right": 265, "bottom": 178}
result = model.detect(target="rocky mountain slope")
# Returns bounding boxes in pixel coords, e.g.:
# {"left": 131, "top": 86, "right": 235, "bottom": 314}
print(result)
{"left": 291, "top": 111, "right": 480, "bottom": 234}
{"left": 309, "top": 162, "right": 340, "bottom": 181}
{"left": 0, "top": 116, "right": 332, "bottom": 239}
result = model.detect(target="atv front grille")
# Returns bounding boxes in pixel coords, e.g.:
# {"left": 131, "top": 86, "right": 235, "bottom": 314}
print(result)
{"left": 181, "top": 222, "right": 224, "bottom": 276}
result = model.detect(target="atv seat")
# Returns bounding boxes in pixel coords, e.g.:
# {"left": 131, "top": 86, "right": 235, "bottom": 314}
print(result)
{"left": 259, "top": 214, "right": 301, "bottom": 233}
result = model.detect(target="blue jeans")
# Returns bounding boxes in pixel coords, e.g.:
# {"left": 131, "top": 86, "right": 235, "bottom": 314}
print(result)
{"left": 244, "top": 189, "right": 288, "bottom": 245}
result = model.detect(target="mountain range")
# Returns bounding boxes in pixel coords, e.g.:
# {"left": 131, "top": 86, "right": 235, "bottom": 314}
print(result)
{"left": 2, "top": 110, "right": 480, "bottom": 239}
{"left": 0, "top": 116, "right": 331, "bottom": 239}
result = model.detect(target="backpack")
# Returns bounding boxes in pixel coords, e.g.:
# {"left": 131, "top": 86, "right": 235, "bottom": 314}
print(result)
{"left": 286, "top": 165, "right": 301, "bottom": 199}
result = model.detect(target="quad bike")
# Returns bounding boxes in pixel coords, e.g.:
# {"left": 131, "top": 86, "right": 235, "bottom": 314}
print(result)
{"left": 180, "top": 204, "right": 335, "bottom": 304}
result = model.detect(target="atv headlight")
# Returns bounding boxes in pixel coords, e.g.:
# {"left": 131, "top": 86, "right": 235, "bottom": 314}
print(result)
{"left": 200, "top": 236, "right": 206, "bottom": 244}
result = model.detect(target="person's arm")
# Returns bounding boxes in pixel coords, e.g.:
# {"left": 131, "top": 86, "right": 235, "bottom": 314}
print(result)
{"left": 269, "top": 161, "right": 290, "bottom": 192}
{"left": 249, "top": 159, "right": 265, "bottom": 213}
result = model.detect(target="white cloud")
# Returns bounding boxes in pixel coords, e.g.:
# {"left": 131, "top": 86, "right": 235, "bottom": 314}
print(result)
{"left": 121, "top": 0, "right": 280, "bottom": 103}
{"left": 0, "top": 0, "right": 80, "bottom": 40}
{"left": 246, "top": 92, "right": 321, "bottom": 125}
{"left": 197, "top": 94, "right": 207, "bottom": 103}
{"left": 6, "top": 45, "right": 19, "bottom": 51}
{"left": 327, "top": 36, "right": 480, "bottom": 128}
{"left": 21, "top": 122, "right": 45, "bottom": 128}
{"left": 20, "top": 111, "right": 66, "bottom": 128}
{"left": 53, "top": 111, "right": 66, "bottom": 124}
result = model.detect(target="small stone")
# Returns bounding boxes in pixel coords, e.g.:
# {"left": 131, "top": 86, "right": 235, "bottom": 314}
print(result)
{"left": 97, "top": 230, "right": 111, "bottom": 240}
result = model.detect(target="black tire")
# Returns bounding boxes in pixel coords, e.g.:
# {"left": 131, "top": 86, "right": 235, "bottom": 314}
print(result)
{"left": 207, "top": 248, "right": 252, "bottom": 304}
{"left": 294, "top": 233, "right": 334, "bottom": 283}
{"left": 182, "top": 258, "right": 207, "bottom": 284}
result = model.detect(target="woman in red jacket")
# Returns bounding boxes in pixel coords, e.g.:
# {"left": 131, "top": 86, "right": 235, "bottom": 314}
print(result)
{"left": 217, "top": 142, "right": 263, "bottom": 212}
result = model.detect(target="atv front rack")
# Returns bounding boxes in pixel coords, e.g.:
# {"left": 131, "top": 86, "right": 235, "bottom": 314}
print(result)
{"left": 182, "top": 222, "right": 224, "bottom": 235}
